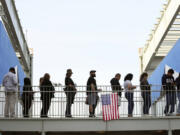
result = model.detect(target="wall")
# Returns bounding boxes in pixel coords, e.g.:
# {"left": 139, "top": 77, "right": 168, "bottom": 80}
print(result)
{"left": 148, "top": 39, "right": 180, "bottom": 100}
{"left": 0, "top": 21, "right": 26, "bottom": 90}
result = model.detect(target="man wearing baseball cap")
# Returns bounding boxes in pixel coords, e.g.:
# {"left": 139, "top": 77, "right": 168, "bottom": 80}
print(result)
{"left": 86, "top": 70, "right": 99, "bottom": 117}
{"left": 64, "top": 69, "right": 76, "bottom": 118}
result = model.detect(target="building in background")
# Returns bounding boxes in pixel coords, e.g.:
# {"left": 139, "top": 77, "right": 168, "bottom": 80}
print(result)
{"left": 0, "top": 0, "right": 33, "bottom": 88}
{"left": 139, "top": 0, "right": 180, "bottom": 116}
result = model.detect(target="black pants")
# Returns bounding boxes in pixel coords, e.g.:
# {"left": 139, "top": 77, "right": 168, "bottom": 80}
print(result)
{"left": 164, "top": 92, "right": 176, "bottom": 114}
{"left": 65, "top": 92, "right": 76, "bottom": 116}
{"left": 142, "top": 92, "right": 151, "bottom": 115}
{"left": 23, "top": 98, "right": 32, "bottom": 117}
{"left": 41, "top": 98, "right": 51, "bottom": 117}
{"left": 125, "top": 92, "right": 134, "bottom": 115}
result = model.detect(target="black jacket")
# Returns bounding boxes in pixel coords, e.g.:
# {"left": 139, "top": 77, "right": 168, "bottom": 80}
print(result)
{"left": 22, "top": 85, "right": 34, "bottom": 102}
{"left": 162, "top": 74, "right": 175, "bottom": 93}
{"left": 86, "top": 77, "right": 97, "bottom": 95}
{"left": 175, "top": 77, "right": 180, "bottom": 90}
{"left": 64, "top": 77, "right": 76, "bottom": 91}
{"left": 140, "top": 80, "right": 151, "bottom": 96}
{"left": 110, "top": 78, "right": 122, "bottom": 97}
{"left": 40, "top": 79, "right": 55, "bottom": 100}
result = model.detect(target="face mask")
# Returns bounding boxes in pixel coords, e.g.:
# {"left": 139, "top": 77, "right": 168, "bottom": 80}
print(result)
{"left": 91, "top": 74, "right": 96, "bottom": 77}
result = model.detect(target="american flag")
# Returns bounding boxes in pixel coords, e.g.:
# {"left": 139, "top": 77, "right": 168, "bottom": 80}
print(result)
{"left": 101, "top": 93, "right": 120, "bottom": 121}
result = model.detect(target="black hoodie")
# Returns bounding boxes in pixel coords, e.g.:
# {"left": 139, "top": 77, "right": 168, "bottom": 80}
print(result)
{"left": 161, "top": 74, "right": 175, "bottom": 93}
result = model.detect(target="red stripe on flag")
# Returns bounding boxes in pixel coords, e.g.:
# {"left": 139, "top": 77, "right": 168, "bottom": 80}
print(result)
{"left": 102, "top": 93, "right": 120, "bottom": 121}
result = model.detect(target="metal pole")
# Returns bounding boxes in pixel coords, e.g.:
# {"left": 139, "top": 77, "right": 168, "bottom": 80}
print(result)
{"left": 168, "top": 130, "right": 172, "bottom": 135}
{"left": 168, "top": 119, "right": 172, "bottom": 135}
{"left": 41, "top": 131, "right": 46, "bottom": 135}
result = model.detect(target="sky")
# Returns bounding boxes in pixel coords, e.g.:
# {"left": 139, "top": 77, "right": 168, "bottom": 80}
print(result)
{"left": 15, "top": 0, "right": 165, "bottom": 86}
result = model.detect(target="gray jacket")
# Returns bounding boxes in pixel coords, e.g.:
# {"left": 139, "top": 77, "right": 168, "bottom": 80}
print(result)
{"left": 2, "top": 72, "right": 18, "bottom": 91}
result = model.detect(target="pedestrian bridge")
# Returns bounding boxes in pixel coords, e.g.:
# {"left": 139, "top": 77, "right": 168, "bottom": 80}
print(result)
{"left": 0, "top": 117, "right": 180, "bottom": 135}
{"left": 0, "top": 86, "right": 180, "bottom": 135}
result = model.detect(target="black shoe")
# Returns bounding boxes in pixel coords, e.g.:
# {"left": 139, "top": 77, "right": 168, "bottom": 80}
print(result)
{"left": 89, "top": 114, "right": 94, "bottom": 118}
{"left": 65, "top": 115, "right": 72, "bottom": 118}
{"left": 41, "top": 115, "right": 48, "bottom": 118}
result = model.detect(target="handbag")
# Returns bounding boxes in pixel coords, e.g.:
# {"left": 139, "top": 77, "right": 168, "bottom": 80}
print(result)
{"left": 85, "top": 96, "right": 88, "bottom": 105}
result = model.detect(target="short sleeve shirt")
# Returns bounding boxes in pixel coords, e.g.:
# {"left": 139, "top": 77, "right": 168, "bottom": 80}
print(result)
{"left": 110, "top": 78, "right": 122, "bottom": 96}
{"left": 87, "top": 77, "right": 97, "bottom": 91}
{"left": 65, "top": 77, "right": 75, "bottom": 90}
{"left": 124, "top": 80, "right": 133, "bottom": 93}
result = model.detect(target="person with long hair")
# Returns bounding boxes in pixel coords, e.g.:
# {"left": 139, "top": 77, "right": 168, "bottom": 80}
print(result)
{"left": 140, "top": 72, "right": 151, "bottom": 115}
{"left": 40, "top": 73, "right": 55, "bottom": 118}
{"left": 22, "top": 78, "right": 34, "bottom": 117}
{"left": 124, "top": 73, "right": 136, "bottom": 117}
{"left": 39, "top": 77, "right": 44, "bottom": 86}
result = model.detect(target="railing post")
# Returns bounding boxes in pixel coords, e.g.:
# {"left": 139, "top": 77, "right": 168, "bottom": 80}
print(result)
{"left": 168, "top": 130, "right": 172, "bottom": 135}
{"left": 168, "top": 119, "right": 172, "bottom": 135}
{"left": 41, "top": 131, "right": 46, "bottom": 135}
{"left": 151, "top": 102, "right": 157, "bottom": 117}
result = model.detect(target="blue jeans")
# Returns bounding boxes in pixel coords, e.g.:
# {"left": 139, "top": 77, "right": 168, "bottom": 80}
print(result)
{"left": 125, "top": 92, "right": 134, "bottom": 115}
{"left": 142, "top": 92, "right": 151, "bottom": 115}
{"left": 177, "top": 92, "right": 180, "bottom": 114}
{"left": 164, "top": 92, "right": 176, "bottom": 114}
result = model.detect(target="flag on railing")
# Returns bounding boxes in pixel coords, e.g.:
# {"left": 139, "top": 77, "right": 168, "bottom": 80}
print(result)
{"left": 101, "top": 93, "right": 120, "bottom": 121}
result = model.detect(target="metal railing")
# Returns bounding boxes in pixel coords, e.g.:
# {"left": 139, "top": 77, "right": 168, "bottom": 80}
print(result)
{"left": 0, "top": 85, "right": 179, "bottom": 118}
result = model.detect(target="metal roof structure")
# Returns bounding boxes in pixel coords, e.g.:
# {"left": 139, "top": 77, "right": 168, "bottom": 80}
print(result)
{"left": 0, "top": 0, "right": 32, "bottom": 78}
{"left": 139, "top": 0, "right": 180, "bottom": 75}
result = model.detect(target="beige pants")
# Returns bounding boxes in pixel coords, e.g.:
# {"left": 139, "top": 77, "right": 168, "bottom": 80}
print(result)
{"left": 4, "top": 92, "right": 17, "bottom": 117}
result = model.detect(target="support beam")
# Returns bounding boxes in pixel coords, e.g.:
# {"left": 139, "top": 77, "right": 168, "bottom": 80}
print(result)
{"left": 141, "top": 0, "right": 180, "bottom": 72}
{"left": 0, "top": 0, "right": 32, "bottom": 76}
{"left": 0, "top": 5, "right": 4, "bottom": 16}
{"left": 0, "top": 118, "right": 180, "bottom": 132}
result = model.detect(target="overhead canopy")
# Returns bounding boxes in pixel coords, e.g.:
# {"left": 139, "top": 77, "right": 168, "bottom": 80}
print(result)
{"left": 148, "top": 39, "right": 180, "bottom": 101}
{"left": 0, "top": 0, "right": 32, "bottom": 77}
{"left": 139, "top": 0, "right": 180, "bottom": 75}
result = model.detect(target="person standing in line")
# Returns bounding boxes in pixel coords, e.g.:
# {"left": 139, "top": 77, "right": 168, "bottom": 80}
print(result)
{"left": 39, "top": 77, "right": 44, "bottom": 86}
{"left": 110, "top": 73, "right": 123, "bottom": 107}
{"left": 2, "top": 67, "right": 18, "bottom": 118}
{"left": 87, "top": 70, "right": 100, "bottom": 117}
{"left": 22, "top": 78, "right": 34, "bottom": 117}
{"left": 175, "top": 73, "right": 180, "bottom": 116}
{"left": 40, "top": 73, "right": 55, "bottom": 118}
{"left": 64, "top": 69, "right": 76, "bottom": 118}
{"left": 162, "top": 69, "right": 176, "bottom": 116}
{"left": 140, "top": 73, "right": 151, "bottom": 115}
{"left": 124, "top": 73, "right": 136, "bottom": 117}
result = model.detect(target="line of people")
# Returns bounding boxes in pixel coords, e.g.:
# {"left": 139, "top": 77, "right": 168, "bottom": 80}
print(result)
{"left": 2, "top": 67, "right": 180, "bottom": 118}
